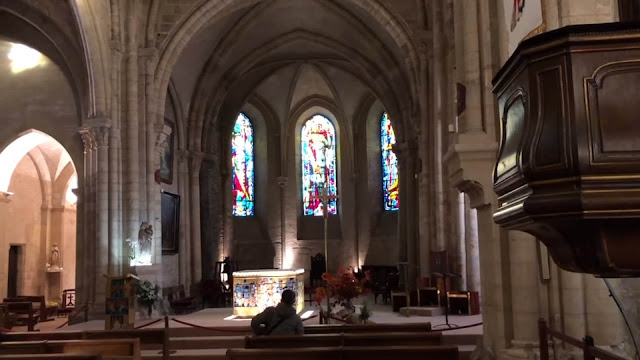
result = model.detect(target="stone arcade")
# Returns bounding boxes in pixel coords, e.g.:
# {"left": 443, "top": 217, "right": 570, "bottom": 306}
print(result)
{"left": 0, "top": 1, "right": 639, "bottom": 359}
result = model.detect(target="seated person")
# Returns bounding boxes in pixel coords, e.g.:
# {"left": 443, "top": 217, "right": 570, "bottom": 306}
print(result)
{"left": 250, "top": 289, "right": 303, "bottom": 335}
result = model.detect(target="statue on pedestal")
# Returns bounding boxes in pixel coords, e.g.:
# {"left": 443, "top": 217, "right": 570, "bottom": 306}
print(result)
{"left": 127, "top": 222, "right": 153, "bottom": 266}
{"left": 49, "top": 244, "right": 60, "bottom": 270}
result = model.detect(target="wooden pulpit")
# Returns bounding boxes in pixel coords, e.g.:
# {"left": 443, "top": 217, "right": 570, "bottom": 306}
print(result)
{"left": 104, "top": 273, "right": 138, "bottom": 330}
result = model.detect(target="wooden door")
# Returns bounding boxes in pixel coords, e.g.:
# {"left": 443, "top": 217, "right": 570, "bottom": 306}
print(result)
{"left": 7, "top": 246, "right": 19, "bottom": 298}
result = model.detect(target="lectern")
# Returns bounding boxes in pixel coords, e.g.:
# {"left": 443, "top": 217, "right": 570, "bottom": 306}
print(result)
{"left": 104, "top": 273, "right": 138, "bottom": 330}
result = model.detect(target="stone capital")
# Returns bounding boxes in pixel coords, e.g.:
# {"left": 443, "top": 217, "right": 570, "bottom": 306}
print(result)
{"left": 91, "top": 126, "right": 110, "bottom": 148}
{"left": 79, "top": 128, "right": 96, "bottom": 152}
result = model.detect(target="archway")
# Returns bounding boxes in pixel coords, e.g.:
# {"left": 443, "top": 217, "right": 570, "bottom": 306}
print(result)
{"left": 0, "top": 129, "right": 78, "bottom": 307}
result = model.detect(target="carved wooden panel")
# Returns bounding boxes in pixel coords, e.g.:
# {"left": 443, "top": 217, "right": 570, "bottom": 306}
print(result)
{"left": 495, "top": 90, "right": 526, "bottom": 186}
{"left": 533, "top": 67, "right": 567, "bottom": 171}
{"left": 585, "top": 60, "right": 640, "bottom": 165}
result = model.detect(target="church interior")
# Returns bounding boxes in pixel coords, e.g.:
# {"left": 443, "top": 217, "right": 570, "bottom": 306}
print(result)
{"left": 1, "top": 0, "right": 640, "bottom": 359}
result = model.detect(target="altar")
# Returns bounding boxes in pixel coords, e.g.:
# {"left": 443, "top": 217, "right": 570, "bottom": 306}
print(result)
{"left": 232, "top": 269, "right": 305, "bottom": 317}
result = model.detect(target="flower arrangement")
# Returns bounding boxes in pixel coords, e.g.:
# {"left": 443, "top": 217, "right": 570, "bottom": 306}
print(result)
{"left": 312, "top": 266, "right": 371, "bottom": 322}
{"left": 136, "top": 280, "right": 160, "bottom": 317}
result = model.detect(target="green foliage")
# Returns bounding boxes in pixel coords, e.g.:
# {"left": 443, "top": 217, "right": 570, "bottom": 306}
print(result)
{"left": 136, "top": 280, "right": 160, "bottom": 308}
{"left": 359, "top": 301, "right": 372, "bottom": 322}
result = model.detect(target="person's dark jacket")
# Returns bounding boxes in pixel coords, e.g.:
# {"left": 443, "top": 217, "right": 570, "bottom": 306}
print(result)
{"left": 250, "top": 302, "right": 304, "bottom": 335}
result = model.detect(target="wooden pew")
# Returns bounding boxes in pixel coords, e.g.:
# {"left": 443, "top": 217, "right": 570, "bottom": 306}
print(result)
{"left": 0, "top": 338, "right": 140, "bottom": 359}
{"left": 304, "top": 322, "right": 432, "bottom": 334}
{"left": 227, "top": 345, "right": 459, "bottom": 360}
{"left": 0, "top": 355, "right": 103, "bottom": 360}
{"left": 14, "top": 295, "right": 55, "bottom": 322}
{"left": 244, "top": 331, "right": 443, "bottom": 349}
{"left": 1, "top": 328, "right": 168, "bottom": 360}
{"left": 0, "top": 301, "right": 37, "bottom": 331}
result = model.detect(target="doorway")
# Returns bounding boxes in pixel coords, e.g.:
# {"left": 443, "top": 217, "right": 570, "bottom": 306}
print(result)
{"left": 7, "top": 245, "right": 21, "bottom": 298}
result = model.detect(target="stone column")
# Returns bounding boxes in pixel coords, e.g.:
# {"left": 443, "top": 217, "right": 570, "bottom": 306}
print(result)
{"left": 456, "top": 0, "right": 483, "bottom": 133}
{"left": 464, "top": 194, "right": 480, "bottom": 293}
{"left": 560, "top": 270, "right": 586, "bottom": 339}
{"left": 177, "top": 150, "right": 191, "bottom": 289}
{"left": 91, "top": 122, "right": 111, "bottom": 316}
{"left": 455, "top": 191, "right": 467, "bottom": 290}
{"left": 79, "top": 128, "right": 98, "bottom": 314}
{"left": 277, "top": 176, "right": 288, "bottom": 268}
{"left": 189, "top": 154, "right": 202, "bottom": 282}
{"left": 500, "top": 231, "right": 540, "bottom": 359}
{"left": 396, "top": 142, "right": 419, "bottom": 291}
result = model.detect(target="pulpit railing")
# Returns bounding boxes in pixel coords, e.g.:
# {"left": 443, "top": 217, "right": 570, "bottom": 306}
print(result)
{"left": 538, "top": 319, "right": 628, "bottom": 360}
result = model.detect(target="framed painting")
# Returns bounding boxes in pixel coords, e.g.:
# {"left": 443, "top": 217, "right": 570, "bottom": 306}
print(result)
{"left": 504, "top": 0, "right": 544, "bottom": 55}
{"left": 161, "top": 191, "right": 180, "bottom": 255}
{"left": 160, "top": 120, "right": 175, "bottom": 184}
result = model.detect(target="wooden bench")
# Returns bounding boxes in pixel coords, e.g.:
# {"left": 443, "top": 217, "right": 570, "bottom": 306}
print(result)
{"left": 0, "top": 338, "right": 140, "bottom": 359}
{"left": 227, "top": 345, "right": 459, "bottom": 360}
{"left": 163, "top": 285, "right": 197, "bottom": 314}
{"left": 0, "top": 355, "right": 103, "bottom": 360}
{"left": 1, "top": 328, "right": 168, "bottom": 360}
{"left": 244, "top": 331, "right": 443, "bottom": 349}
{"left": 0, "top": 301, "right": 37, "bottom": 331}
{"left": 20, "top": 295, "right": 56, "bottom": 322}
{"left": 304, "top": 322, "right": 432, "bottom": 334}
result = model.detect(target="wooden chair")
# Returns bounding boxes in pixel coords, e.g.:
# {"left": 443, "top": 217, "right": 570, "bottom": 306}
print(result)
{"left": 163, "top": 285, "right": 197, "bottom": 314}
{"left": 57, "top": 289, "right": 76, "bottom": 317}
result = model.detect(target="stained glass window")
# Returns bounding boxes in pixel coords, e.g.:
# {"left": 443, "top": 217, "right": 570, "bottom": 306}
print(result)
{"left": 301, "top": 114, "right": 338, "bottom": 216}
{"left": 381, "top": 112, "right": 399, "bottom": 211}
{"left": 232, "top": 113, "right": 254, "bottom": 216}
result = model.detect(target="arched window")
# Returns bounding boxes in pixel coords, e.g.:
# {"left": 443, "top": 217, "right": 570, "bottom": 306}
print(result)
{"left": 301, "top": 114, "right": 338, "bottom": 216}
{"left": 232, "top": 113, "right": 254, "bottom": 216}
{"left": 381, "top": 112, "right": 399, "bottom": 211}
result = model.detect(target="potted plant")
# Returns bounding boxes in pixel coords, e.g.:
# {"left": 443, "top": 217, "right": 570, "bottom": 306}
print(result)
{"left": 359, "top": 301, "right": 372, "bottom": 324}
{"left": 136, "top": 280, "right": 160, "bottom": 318}
{"left": 312, "top": 266, "right": 370, "bottom": 323}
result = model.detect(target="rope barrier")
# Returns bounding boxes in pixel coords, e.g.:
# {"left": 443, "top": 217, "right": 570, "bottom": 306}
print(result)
{"left": 434, "top": 322, "right": 483, "bottom": 332}
{"left": 170, "top": 317, "right": 251, "bottom": 333}
{"left": 135, "top": 318, "right": 163, "bottom": 329}
{"left": 56, "top": 303, "right": 89, "bottom": 329}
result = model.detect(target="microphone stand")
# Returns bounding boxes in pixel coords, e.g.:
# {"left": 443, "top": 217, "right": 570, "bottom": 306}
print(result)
{"left": 432, "top": 272, "right": 459, "bottom": 329}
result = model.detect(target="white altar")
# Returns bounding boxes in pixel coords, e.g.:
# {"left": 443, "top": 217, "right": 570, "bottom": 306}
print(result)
{"left": 232, "top": 269, "right": 305, "bottom": 317}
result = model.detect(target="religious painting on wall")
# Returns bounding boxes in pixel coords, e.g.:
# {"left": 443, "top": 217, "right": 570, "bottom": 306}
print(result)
{"left": 381, "top": 112, "right": 399, "bottom": 211}
{"left": 160, "top": 120, "right": 175, "bottom": 184}
{"left": 161, "top": 191, "right": 180, "bottom": 255}
{"left": 504, "top": 0, "right": 543, "bottom": 55}
{"left": 231, "top": 113, "right": 255, "bottom": 216}
{"left": 301, "top": 114, "right": 338, "bottom": 216}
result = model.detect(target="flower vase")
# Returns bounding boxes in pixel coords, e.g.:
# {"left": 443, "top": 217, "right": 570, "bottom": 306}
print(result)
{"left": 146, "top": 305, "right": 152, "bottom": 318}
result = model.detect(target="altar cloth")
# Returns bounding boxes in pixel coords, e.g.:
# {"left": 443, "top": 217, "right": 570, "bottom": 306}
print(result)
{"left": 232, "top": 268, "right": 305, "bottom": 317}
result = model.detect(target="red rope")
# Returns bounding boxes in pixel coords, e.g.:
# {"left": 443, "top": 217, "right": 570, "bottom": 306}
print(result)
{"left": 55, "top": 320, "right": 70, "bottom": 329}
{"left": 433, "top": 322, "right": 483, "bottom": 332}
{"left": 170, "top": 318, "right": 251, "bottom": 333}
{"left": 135, "top": 318, "right": 163, "bottom": 329}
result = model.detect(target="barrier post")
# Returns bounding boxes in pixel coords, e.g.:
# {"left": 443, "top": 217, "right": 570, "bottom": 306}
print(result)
{"left": 163, "top": 316, "right": 169, "bottom": 360}
{"left": 539, "top": 318, "right": 549, "bottom": 360}
{"left": 583, "top": 336, "right": 595, "bottom": 360}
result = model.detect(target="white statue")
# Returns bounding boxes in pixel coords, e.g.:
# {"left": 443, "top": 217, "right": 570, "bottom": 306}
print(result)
{"left": 49, "top": 244, "right": 60, "bottom": 270}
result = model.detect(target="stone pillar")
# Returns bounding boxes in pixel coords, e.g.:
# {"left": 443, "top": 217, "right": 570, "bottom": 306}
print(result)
{"left": 177, "top": 150, "right": 191, "bottom": 289}
{"left": 188, "top": 154, "right": 202, "bottom": 282}
{"left": 455, "top": 191, "right": 467, "bottom": 290}
{"left": 79, "top": 128, "right": 98, "bottom": 314}
{"left": 464, "top": 194, "right": 480, "bottom": 293}
{"left": 458, "top": 0, "right": 483, "bottom": 133}
{"left": 277, "top": 176, "right": 288, "bottom": 269}
{"left": 397, "top": 142, "right": 419, "bottom": 290}
{"left": 500, "top": 231, "right": 540, "bottom": 359}
{"left": 560, "top": 270, "right": 586, "bottom": 339}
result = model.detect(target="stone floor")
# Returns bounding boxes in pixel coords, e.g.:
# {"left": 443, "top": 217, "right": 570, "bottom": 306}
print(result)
{"left": 11, "top": 294, "right": 482, "bottom": 336}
